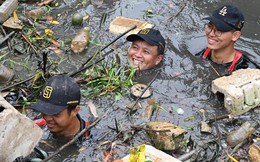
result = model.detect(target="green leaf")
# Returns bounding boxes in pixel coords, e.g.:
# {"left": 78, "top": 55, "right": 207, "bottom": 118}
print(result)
{"left": 115, "top": 92, "right": 123, "bottom": 101}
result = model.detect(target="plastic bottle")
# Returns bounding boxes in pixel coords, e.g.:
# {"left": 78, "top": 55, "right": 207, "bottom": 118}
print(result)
{"left": 226, "top": 121, "right": 255, "bottom": 147}
{"left": 0, "top": 0, "right": 18, "bottom": 23}
{"left": 71, "top": 27, "right": 90, "bottom": 53}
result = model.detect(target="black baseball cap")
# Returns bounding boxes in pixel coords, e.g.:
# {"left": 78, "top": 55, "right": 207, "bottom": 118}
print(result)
{"left": 203, "top": 5, "right": 245, "bottom": 32}
{"left": 126, "top": 28, "right": 165, "bottom": 54}
{"left": 30, "top": 75, "right": 81, "bottom": 115}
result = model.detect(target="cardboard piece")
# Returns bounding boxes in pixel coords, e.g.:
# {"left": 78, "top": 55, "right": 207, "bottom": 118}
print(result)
{"left": 109, "top": 16, "right": 154, "bottom": 36}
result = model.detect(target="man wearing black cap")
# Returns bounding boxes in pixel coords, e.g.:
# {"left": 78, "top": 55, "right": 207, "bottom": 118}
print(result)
{"left": 197, "top": 5, "right": 257, "bottom": 75}
{"left": 126, "top": 28, "right": 165, "bottom": 71}
{"left": 30, "top": 75, "right": 90, "bottom": 141}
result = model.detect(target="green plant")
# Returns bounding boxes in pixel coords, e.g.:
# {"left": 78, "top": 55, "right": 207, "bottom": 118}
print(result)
{"left": 8, "top": 59, "right": 34, "bottom": 71}
{"left": 81, "top": 60, "right": 136, "bottom": 99}
{"left": 154, "top": 102, "right": 167, "bottom": 112}
{"left": 19, "top": 95, "right": 36, "bottom": 114}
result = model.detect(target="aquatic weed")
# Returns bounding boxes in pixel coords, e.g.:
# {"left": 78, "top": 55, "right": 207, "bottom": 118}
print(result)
{"left": 81, "top": 60, "right": 136, "bottom": 99}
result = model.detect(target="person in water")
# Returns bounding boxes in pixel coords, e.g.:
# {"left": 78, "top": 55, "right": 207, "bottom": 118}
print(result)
{"left": 30, "top": 75, "right": 90, "bottom": 142}
{"left": 126, "top": 28, "right": 165, "bottom": 70}
{"left": 126, "top": 28, "right": 166, "bottom": 83}
{"left": 197, "top": 5, "right": 258, "bottom": 76}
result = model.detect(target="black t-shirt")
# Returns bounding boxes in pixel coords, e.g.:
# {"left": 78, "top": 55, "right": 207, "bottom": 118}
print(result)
{"left": 24, "top": 114, "right": 89, "bottom": 161}
{"left": 196, "top": 48, "right": 258, "bottom": 76}
{"left": 42, "top": 114, "right": 89, "bottom": 144}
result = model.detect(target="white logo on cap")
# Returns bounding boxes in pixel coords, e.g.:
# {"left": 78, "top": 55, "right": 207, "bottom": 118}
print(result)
{"left": 219, "top": 6, "right": 227, "bottom": 16}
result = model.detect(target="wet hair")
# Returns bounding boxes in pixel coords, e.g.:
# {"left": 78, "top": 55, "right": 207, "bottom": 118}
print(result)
{"left": 157, "top": 43, "right": 165, "bottom": 55}
{"left": 67, "top": 105, "right": 78, "bottom": 114}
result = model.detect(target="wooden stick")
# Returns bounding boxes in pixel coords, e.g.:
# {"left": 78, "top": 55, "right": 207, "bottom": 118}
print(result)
{"left": 0, "top": 31, "right": 15, "bottom": 46}
{"left": 131, "top": 125, "right": 171, "bottom": 132}
{"left": 70, "top": 26, "right": 137, "bottom": 77}
{"left": 80, "top": 25, "right": 137, "bottom": 68}
{"left": 0, "top": 26, "right": 13, "bottom": 50}
{"left": 19, "top": 32, "right": 39, "bottom": 57}
{"left": 167, "top": 1, "right": 187, "bottom": 22}
{"left": 208, "top": 62, "right": 221, "bottom": 77}
{"left": 154, "top": 104, "right": 160, "bottom": 121}
{"left": 0, "top": 74, "right": 36, "bottom": 92}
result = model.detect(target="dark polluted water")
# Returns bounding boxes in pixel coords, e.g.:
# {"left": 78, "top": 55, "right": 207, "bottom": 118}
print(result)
{"left": 4, "top": 0, "right": 259, "bottom": 161}
{"left": 56, "top": 0, "right": 259, "bottom": 161}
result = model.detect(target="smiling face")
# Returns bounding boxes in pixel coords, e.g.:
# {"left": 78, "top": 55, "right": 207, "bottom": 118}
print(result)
{"left": 127, "top": 40, "right": 163, "bottom": 70}
{"left": 42, "top": 106, "right": 79, "bottom": 137}
{"left": 205, "top": 23, "right": 241, "bottom": 50}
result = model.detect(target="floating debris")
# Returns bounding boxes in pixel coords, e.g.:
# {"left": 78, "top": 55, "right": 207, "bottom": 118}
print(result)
{"left": 2, "top": 17, "right": 23, "bottom": 30}
{"left": 130, "top": 83, "right": 152, "bottom": 98}
{"left": 71, "top": 27, "right": 90, "bottom": 53}
{"left": 0, "top": 64, "right": 14, "bottom": 85}
{"left": 121, "top": 144, "right": 181, "bottom": 162}
{"left": 146, "top": 121, "right": 187, "bottom": 151}
{"left": 172, "top": 105, "right": 184, "bottom": 115}
{"left": 26, "top": 6, "right": 48, "bottom": 18}
{"left": 226, "top": 121, "right": 255, "bottom": 147}
{"left": 249, "top": 143, "right": 260, "bottom": 162}
{"left": 71, "top": 13, "right": 83, "bottom": 26}
{"left": 109, "top": 16, "right": 154, "bottom": 36}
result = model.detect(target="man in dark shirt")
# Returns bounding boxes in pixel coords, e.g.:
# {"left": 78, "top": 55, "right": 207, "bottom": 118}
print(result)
{"left": 197, "top": 5, "right": 258, "bottom": 76}
{"left": 30, "top": 75, "right": 90, "bottom": 142}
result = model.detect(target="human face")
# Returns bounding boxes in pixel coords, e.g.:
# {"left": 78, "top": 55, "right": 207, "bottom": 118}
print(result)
{"left": 42, "top": 108, "right": 77, "bottom": 137}
{"left": 127, "top": 40, "right": 163, "bottom": 70}
{"left": 205, "top": 23, "right": 239, "bottom": 50}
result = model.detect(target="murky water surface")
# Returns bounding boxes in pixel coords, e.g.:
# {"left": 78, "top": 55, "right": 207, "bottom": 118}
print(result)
{"left": 1, "top": 0, "right": 260, "bottom": 161}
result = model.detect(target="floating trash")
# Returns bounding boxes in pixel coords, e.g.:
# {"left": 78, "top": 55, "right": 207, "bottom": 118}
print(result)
{"left": 130, "top": 83, "right": 152, "bottom": 98}
{"left": 0, "top": 64, "right": 14, "bottom": 85}
{"left": 71, "top": 27, "right": 90, "bottom": 53}
{"left": 172, "top": 105, "right": 184, "bottom": 115}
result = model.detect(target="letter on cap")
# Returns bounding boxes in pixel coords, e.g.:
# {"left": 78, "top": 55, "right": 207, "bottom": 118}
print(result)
{"left": 43, "top": 86, "right": 53, "bottom": 99}
{"left": 219, "top": 6, "right": 227, "bottom": 16}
